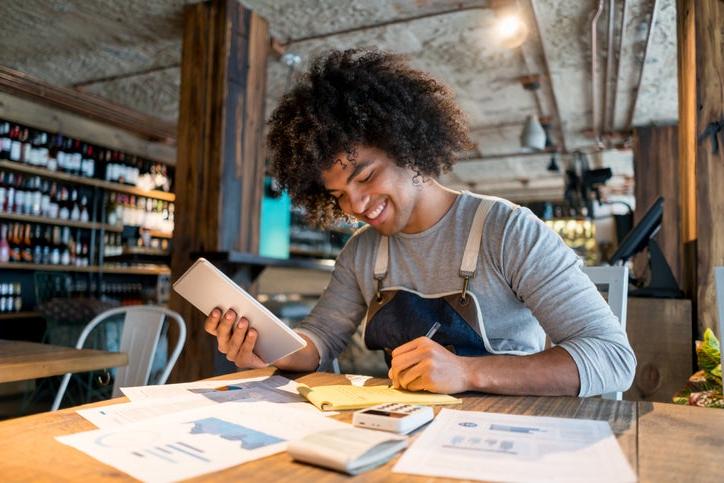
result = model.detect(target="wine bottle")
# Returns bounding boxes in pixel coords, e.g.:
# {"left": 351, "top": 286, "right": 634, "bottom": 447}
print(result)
{"left": 0, "top": 223, "right": 9, "bottom": 262}
{"left": 0, "top": 122, "right": 11, "bottom": 159}
{"left": 9, "top": 124, "right": 21, "bottom": 162}
{"left": 21, "top": 223, "right": 33, "bottom": 262}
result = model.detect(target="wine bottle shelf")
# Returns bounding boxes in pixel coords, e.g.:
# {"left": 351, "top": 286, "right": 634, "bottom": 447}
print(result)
{"left": 147, "top": 230, "right": 173, "bottom": 239}
{"left": 106, "top": 247, "right": 170, "bottom": 257}
{"left": 0, "top": 311, "right": 42, "bottom": 321}
{"left": 0, "top": 211, "right": 122, "bottom": 232}
{"left": 0, "top": 262, "right": 170, "bottom": 275}
{"left": 0, "top": 160, "right": 175, "bottom": 202}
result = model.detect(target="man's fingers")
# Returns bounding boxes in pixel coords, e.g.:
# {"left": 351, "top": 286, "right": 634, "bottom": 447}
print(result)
{"left": 391, "top": 335, "right": 438, "bottom": 358}
{"left": 388, "top": 342, "right": 431, "bottom": 383}
{"left": 397, "top": 359, "right": 428, "bottom": 390}
{"left": 204, "top": 308, "right": 222, "bottom": 335}
{"left": 238, "top": 328, "right": 267, "bottom": 368}
{"left": 225, "top": 318, "right": 248, "bottom": 362}
{"left": 216, "top": 309, "right": 237, "bottom": 353}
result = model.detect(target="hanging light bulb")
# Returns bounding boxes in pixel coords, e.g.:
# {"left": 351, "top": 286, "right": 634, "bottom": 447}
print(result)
{"left": 496, "top": 15, "right": 529, "bottom": 48}
{"left": 520, "top": 115, "right": 546, "bottom": 151}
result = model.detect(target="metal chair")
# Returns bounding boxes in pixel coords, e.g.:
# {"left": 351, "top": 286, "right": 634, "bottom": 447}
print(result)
{"left": 51, "top": 305, "right": 186, "bottom": 410}
{"left": 581, "top": 265, "right": 630, "bottom": 400}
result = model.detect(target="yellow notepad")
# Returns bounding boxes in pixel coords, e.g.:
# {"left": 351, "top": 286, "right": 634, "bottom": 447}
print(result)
{"left": 298, "top": 384, "right": 461, "bottom": 411}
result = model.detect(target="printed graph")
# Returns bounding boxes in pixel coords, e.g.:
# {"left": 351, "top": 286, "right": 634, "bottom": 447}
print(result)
{"left": 189, "top": 417, "right": 284, "bottom": 450}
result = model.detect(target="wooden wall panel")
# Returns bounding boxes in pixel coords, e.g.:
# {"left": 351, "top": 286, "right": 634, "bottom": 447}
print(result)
{"left": 632, "top": 125, "right": 682, "bottom": 286}
{"left": 624, "top": 298, "right": 692, "bottom": 402}
{"left": 169, "top": 0, "right": 269, "bottom": 382}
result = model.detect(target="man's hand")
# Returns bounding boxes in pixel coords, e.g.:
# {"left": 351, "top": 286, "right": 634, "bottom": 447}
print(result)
{"left": 388, "top": 337, "right": 471, "bottom": 394}
{"left": 204, "top": 308, "right": 267, "bottom": 369}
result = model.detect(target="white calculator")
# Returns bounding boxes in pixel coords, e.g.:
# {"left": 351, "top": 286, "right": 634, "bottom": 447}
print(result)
{"left": 352, "top": 403, "right": 435, "bottom": 434}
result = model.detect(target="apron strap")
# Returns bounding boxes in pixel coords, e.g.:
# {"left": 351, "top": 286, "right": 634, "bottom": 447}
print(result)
{"left": 373, "top": 236, "right": 389, "bottom": 300}
{"left": 372, "top": 196, "right": 495, "bottom": 300}
{"left": 459, "top": 197, "right": 495, "bottom": 278}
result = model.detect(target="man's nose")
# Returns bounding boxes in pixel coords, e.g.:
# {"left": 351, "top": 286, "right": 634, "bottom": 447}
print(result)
{"left": 348, "top": 191, "right": 369, "bottom": 216}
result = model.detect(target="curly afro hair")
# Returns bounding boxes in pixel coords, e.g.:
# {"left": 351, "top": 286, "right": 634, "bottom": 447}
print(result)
{"left": 267, "top": 48, "right": 472, "bottom": 227}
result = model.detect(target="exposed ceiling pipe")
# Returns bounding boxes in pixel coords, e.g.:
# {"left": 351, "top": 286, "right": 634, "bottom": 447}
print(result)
{"left": 529, "top": 0, "right": 568, "bottom": 153}
{"left": 590, "top": 0, "right": 606, "bottom": 147}
{"left": 610, "top": 0, "right": 628, "bottom": 132}
{"left": 626, "top": 0, "right": 659, "bottom": 130}
{"left": 601, "top": 0, "right": 616, "bottom": 134}
{"left": 280, "top": 4, "right": 488, "bottom": 45}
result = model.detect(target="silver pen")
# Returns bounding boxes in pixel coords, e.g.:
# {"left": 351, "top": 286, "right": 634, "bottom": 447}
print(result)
{"left": 424, "top": 321, "right": 442, "bottom": 340}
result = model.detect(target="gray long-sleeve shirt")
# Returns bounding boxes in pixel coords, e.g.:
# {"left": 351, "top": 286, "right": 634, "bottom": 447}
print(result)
{"left": 296, "top": 192, "right": 636, "bottom": 397}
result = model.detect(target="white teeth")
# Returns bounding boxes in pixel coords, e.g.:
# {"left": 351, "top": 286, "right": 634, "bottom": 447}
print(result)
{"left": 366, "top": 200, "right": 386, "bottom": 220}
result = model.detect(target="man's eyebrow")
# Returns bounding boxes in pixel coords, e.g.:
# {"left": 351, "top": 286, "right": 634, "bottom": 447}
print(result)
{"left": 345, "top": 160, "right": 373, "bottom": 185}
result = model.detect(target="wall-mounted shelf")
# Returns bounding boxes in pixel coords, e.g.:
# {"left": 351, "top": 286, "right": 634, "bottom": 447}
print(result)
{"left": 0, "top": 211, "right": 122, "bottom": 232}
{"left": 0, "top": 160, "right": 175, "bottom": 202}
{"left": 195, "top": 251, "right": 335, "bottom": 283}
{"left": 147, "top": 230, "right": 173, "bottom": 239}
{"left": 107, "top": 247, "right": 170, "bottom": 257}
{"left": 0, "top": 311, "right": 42, "bottom": 321}
{"left": 0, "top": 262, "right": 170, "bottom": 275}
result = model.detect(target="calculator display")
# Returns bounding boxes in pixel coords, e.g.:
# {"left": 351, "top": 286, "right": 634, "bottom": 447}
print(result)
{"left": 364, "top": 409, "right": 406, "bottom": 418}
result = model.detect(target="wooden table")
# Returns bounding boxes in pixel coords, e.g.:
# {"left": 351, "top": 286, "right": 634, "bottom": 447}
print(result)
{"left": 0, "top": 339, "right": 128, "bottom": 383}
{"left": 0, "top": 368, "right": 722, "bottom": 482}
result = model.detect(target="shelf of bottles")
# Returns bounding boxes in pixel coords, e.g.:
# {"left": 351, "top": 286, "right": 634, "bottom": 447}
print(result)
{"left": 0, "top": 117, "right": 175, "bottom": 311}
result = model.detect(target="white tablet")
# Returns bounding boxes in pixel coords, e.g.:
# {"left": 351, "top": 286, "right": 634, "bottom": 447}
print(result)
{"left": 173, "top": 257, "right": 307, "bottom": 364}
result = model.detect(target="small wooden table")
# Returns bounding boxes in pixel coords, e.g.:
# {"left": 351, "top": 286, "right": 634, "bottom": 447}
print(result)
{"left": 0, "top": 339, "right": 128, "bottom": 383}
{"left": 0, "top": 369, "right": 722, "bottom": 482}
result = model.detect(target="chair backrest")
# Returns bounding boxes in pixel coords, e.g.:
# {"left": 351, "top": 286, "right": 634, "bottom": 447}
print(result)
{"left": 51, "top": 305, "right": 186, "bottom": 410}
{"left": 580, "top": 265, "right": 630, "bottom": 400}
{"left": 715, "top": 267, "right": 724, "bottom": 371}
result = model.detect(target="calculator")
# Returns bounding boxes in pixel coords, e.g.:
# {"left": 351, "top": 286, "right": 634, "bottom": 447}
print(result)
{"left": 352, "top": 403, "right": 435, "bottom": 434}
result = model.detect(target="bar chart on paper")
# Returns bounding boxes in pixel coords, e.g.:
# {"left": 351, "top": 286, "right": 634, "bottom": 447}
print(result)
{"left": 58, "top": 402, "right": 346, "bottom": 483}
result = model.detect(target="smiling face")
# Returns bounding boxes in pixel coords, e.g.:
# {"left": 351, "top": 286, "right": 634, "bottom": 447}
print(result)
{"left": 321, "top": 146, "right": 424, "bottom": 236}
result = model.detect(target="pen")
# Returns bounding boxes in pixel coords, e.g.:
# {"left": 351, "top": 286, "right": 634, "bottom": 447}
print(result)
{"left": 424, "top": 321, "right": 442, "bottom": 340}
{"left": 384, "top": 321, "right": 442, "bottom": 356}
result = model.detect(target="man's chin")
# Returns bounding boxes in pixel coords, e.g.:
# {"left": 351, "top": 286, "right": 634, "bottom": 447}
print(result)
{"left": 370, "top": 221, "right": 400, "bottom": 236}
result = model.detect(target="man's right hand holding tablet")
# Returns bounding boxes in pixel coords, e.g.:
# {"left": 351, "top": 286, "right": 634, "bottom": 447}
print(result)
{"left": 204, "top": 308, "right": 321, "bottom": 371}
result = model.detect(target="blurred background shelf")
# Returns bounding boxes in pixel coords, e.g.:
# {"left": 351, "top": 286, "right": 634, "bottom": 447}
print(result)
{"left": 0, "top": 311, "right": 41, "bottom": 321}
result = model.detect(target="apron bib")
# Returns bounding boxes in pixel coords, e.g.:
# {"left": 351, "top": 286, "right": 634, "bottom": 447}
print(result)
{"left": 363, "top": 198, "right": 495, "bottom": 366}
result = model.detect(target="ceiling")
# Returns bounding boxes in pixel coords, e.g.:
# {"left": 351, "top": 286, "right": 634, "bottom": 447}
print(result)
{"left": 0, "top": 0, "right": 677, "bottom": 202}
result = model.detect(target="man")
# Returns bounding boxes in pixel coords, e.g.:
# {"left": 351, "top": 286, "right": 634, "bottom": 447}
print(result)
{"left": 205, "top": 49, "right": 636, "bottom": 397}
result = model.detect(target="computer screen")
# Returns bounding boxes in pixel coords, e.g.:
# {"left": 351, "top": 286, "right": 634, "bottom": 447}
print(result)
{"left": 609, "top": 196, "right": 664, "bottom": 265}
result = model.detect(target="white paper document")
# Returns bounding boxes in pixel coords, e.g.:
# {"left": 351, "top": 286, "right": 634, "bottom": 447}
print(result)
{"left": 58, "top": 401, "right": 348, "bottom": 483}
{"left": 120, "top": 375, "right": 299, "bottom": 402}
{"left": 82, "top": 376, "right": 327, "bottom": 429}
{"left": 394, "top": 408, "right": 636, "bottom": 483}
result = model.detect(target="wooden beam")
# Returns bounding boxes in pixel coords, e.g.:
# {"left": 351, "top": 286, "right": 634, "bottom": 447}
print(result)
{"left": 0, "top": 66, "right": 176, "bottom": 143}
{"left": 693, "top": 0, "right": 724, "bottom": 337}
{"left": 677, "top": 0, "right": 697, "bottom": 300}
{"left": 169, "top": 0, "right": 268, "bottom": 382}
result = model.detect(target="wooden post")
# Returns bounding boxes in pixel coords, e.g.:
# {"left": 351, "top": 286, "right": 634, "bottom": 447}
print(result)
{"left": 677, "top": 0, "right": 724, "bottom": 339}
{"left": 632, "top": 125, "right": 682, "bottom": 287}
{"left": 694, "top": 0, "right": 724, "bottom": 338}
{"left": 169, "top": 0, "right": 268, "bottom": 382}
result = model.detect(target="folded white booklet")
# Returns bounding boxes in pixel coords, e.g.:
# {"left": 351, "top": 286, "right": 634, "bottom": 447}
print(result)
{"left": 288, "top": 427, "right": 407, "bottom": 475}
